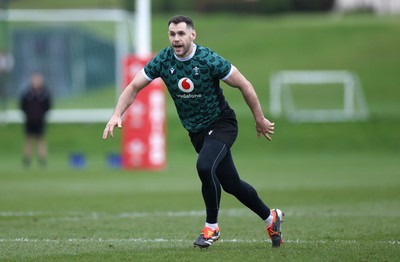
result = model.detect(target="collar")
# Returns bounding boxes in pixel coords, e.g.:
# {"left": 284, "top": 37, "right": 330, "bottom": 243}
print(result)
{"left": 174, "top": 44, "right": 197, "bottom": 62}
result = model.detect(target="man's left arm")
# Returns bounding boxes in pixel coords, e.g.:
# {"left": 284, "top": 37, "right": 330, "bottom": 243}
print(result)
{"left": 223, "top": 65, "right": 275, "bottom": 141}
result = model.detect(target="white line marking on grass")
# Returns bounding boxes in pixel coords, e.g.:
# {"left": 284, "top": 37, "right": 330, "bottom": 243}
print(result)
{"left": 0, "top": 209, "right": 240, "bottom": 219}
{"left": 0, "top": 238, "right": 398, "bottom": 245}
{"left": 2, "top": 209, "right": 399, "bottom": 219}
{"left": 0, "top": 238, "right": 185, "bottom": 243}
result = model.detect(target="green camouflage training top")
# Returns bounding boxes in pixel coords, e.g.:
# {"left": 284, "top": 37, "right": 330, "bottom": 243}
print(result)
{"left": 143, "top": 44, "right": 233, "bottom": 133}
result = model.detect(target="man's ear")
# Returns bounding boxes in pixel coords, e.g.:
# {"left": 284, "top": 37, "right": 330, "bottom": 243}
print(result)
{"left": 191, "top": 29, "right": 196, "bottom": 41}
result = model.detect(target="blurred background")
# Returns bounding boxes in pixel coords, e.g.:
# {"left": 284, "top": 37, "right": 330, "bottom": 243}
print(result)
{"left": 0, "top": 0, "right": 399, "bottom": 169}
{"left": 0, "top": 1, "right": 399, "bottom": 260}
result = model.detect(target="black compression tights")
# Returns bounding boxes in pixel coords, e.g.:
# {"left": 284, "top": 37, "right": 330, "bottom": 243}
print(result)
{"left": 196, "top": 139, "right": 270, "bottom": 224}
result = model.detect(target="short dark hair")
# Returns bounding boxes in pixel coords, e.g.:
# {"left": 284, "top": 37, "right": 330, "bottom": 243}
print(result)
{"left": 168, "top": 15, "right": 194, "bottom": 29}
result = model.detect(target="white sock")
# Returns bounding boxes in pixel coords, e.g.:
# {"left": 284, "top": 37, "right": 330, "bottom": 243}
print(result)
{"left": 205, "top": 222, "right": 219, "bottom": 230}
{"left": 264, "top": 214, "right": 273, "bottom": 227}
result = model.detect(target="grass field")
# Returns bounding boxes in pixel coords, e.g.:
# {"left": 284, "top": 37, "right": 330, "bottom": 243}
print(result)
{"left": 1, "top": 11, "right": 400, "bottom": 262}
{"left": 0, "top": 150, "right": 398, "bottom": 261}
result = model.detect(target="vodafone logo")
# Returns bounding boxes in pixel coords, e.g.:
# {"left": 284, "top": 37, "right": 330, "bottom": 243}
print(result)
{"left": 178, "top": 78, "right": 194, "bottom": 93}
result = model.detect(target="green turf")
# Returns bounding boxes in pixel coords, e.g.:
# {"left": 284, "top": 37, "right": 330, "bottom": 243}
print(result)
{"left": 1, "top": 12, "right": 400, "bottom": 262}
{"left": 0, "top": 144, "right": 398, "bottom": 261}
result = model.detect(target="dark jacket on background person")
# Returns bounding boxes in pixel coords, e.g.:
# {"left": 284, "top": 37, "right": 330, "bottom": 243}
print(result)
{"left": 20, "top": 86, "right": 51, "bottom": 132}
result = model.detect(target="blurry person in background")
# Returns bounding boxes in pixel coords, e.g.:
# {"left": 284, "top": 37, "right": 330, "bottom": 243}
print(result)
{"left": 20, "top": 72, "right": 52, "bottom": 168}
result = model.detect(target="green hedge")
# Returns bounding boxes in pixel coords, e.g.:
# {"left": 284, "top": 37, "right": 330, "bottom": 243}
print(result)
{"left": 148, "top": 0, "right": 335, "bottom": 14}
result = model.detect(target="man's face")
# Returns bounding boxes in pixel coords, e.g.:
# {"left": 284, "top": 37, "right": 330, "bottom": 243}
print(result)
{"left": 31, "top": 74, "right": 43, "bottom": 91}
{"left": 168, "top": 22, "right": 196, "bottom": 58}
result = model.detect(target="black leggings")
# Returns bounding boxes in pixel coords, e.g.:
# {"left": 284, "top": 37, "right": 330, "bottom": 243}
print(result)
{"left": 196, "top": 139, "right": 270, "bottom": 224}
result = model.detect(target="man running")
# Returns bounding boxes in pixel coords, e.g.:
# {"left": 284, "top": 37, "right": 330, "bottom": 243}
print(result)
{"left": 103, "top": 15, "right": 284, "bottom": 248}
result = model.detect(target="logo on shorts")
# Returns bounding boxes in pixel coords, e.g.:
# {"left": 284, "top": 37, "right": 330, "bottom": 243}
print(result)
{"left": 178, "top": 78, "right": 194, "bottom": 93}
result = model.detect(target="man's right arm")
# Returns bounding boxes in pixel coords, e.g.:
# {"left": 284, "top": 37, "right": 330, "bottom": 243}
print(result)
{"left": 102, "top": 69, "right": 151, "bottom": 139}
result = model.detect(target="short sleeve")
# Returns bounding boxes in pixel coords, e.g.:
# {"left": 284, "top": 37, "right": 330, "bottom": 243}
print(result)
{"left": 209, "top": 51, "right": 232, "bottom": 80}
{"left": 143, "top": 53, "right": 163, "bottom": 80}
